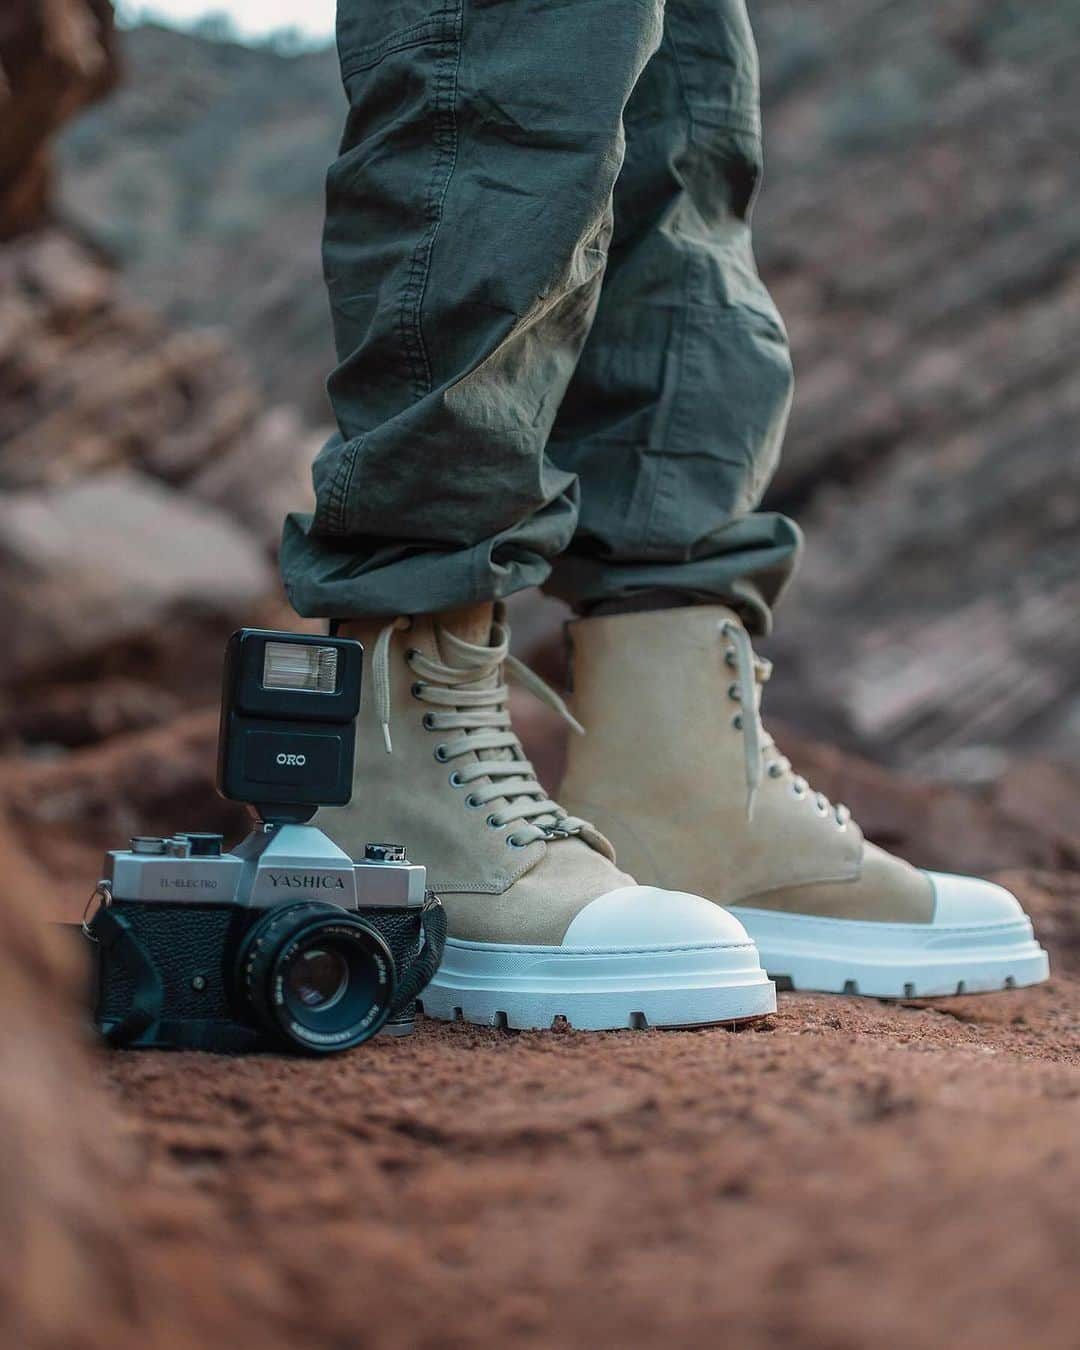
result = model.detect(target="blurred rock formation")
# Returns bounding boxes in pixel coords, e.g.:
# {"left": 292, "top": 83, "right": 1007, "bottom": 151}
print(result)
{"left": 0, "top": 0, "right": 118, "bottom": 239}
{"left": 0, "top": 220, "right": 319, "bottom": 740}
{"left": 0, "top": 16, "right": 305, "bottom": 1344}
{"left": 0, "top": 2, "right": 324, "bottom": 751}
{"left": 753, "top": 1, "right": 1080, "bottom": 777}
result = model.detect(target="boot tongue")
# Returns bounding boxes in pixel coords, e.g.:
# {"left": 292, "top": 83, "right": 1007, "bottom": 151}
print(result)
{"left": 435, "top": 602, "right": 495, "bottom": 654}
{"left": 434, "top": 610, "right": 514, "bottom": 776}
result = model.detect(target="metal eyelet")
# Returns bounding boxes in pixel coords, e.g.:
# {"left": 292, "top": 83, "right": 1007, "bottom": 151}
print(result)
{"left": 486, "top": 814, "right": 501, "bottom": 829}
{"left": 792, "top": 782, "right": 807, "bottom": 798}
{"left": 727, "top": 684, "right": 741, "bottom": 702}
{"left": 465, "top": 794, "right": 482, "bottom": 809}
{"left": 411, "top": 681, "right": 425, "bottom": 698}
{"left": 815, "top": 800, "right": 830, "bottom": 817}
{"left": 767, "top": 763, "right": 783, "bottom": 779}
{"left": 724, "top": 649, "right": 736, "bottom": 668}
{"left": 506, "top": 835, "right": 528, "bottom": 849}
{"left": 449, "top": 771, "right": 465, "bottom": 788}
{"left": 405, "top": 647, "right": 419, "bottom": 661}
{"left": 434, "top": 744, "right": 449, "bottom": 762}
{"left": 422, "top": 713, "right": 436, "bottom": 730}
{"left": 732, "top": 713, "right": 743, "bottom": 731}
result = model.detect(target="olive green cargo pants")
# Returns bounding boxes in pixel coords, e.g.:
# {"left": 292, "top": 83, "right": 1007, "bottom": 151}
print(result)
{"left": 281, "top": 0, "right": 801, "bottom": 634}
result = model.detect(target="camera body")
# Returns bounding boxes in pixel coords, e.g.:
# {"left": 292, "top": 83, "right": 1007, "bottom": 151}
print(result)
{"left": 88, "top": 628, "right": 445, "bottom": 1055}
{"left": 93, "top": 828, "right": 426, "bottom": 1051}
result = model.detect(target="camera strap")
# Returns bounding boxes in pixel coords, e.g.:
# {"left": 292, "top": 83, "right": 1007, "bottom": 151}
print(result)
{"left": 390, "top": 892, "right": 448, "bottom": 1015}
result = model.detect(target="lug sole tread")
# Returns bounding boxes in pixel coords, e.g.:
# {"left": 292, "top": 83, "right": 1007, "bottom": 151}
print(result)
{"left": 772, "top": 971, "right": 1041, "bottom": 999}
{"left": 418, "top": 998, "right": 774, "bottom": 1032}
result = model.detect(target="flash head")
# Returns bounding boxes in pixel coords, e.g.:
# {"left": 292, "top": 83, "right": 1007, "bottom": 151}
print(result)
{"left": 262, "top": 640, "right": 339, "bottom": 693}
{"left": 217, "top": 629, "right": 363, "bottom": 824}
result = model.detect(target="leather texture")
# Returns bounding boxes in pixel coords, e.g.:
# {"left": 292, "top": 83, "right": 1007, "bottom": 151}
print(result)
{"left": 96, "top": 902, "right": 237, "bottom": 1026}
{"left": 560, "top": 605, "right": 936, "bottom": 924}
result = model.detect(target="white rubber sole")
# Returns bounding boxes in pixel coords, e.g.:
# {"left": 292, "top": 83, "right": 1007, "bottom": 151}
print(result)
{"left": 419, "top": 937, "right": 776, "bottom": 1030}
{"left": 727, "top": 906, "right": 1050, "bottom": 998}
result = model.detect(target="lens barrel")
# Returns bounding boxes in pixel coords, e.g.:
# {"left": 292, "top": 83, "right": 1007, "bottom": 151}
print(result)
{"left": 237, "top": 902, "right": 396, "bottom": 1053}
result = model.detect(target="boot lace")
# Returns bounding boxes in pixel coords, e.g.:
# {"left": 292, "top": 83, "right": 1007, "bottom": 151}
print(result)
{"left": 371, "top": 616, "right": 588, "bottom": 849}
{"left": 721, "top": 619, "right": 851, "bottom": 829}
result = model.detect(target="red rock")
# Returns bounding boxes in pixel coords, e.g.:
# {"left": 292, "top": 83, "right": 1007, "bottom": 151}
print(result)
{"left": 190, "top": 406, "right": 321, "bottom": 555}
{"left": 0, "top": 0, "right": 117, "bottom": 239}
{"left": 0, "top": 470, "right": 272, "bottom": 683}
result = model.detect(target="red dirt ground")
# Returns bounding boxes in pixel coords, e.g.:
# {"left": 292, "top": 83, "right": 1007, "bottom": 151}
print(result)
{"left": 82, "top": 870, "right": 1080, "bottom": 1350}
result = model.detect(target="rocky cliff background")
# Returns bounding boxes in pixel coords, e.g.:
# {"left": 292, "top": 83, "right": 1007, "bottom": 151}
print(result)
{"left": 1, "top": 5, "right": 1079, "bottom": 1347}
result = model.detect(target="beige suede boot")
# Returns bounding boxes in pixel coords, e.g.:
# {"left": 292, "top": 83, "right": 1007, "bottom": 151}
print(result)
{"left": 560, "top": 605, "right": 1049, "bottom": 998}
{"left": 314, "top": 603, "right": 774, "bottom": 1029}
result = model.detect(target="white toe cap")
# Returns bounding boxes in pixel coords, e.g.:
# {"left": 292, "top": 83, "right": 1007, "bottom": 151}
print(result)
{"left": 926, "top": 872, "right": 1027, "bottom": 926}
{"left": 562, "top": 886, "right": 752, "bottom": 948}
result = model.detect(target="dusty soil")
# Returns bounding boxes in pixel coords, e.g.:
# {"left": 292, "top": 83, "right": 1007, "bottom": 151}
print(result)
{"left": 7, "top": 697, "right": 1078, "bottom": 1348}
{"left": 81, "top": 871, "right": 1080, "bottom": 1350}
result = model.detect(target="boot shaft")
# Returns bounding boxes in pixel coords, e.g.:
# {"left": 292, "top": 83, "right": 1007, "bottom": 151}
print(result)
{"left": 564, "top": 604, "right": 753, "bottom": 809}
{"left": 561, "top": 605, "right": 868, "bottom": 902}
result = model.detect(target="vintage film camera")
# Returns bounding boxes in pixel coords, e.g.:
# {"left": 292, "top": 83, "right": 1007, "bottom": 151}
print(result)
{"left": 84, "top": 630, "right": 445, "bottom": 1055}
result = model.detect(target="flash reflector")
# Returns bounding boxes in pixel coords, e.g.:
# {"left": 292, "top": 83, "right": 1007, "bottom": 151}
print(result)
{"left": 263, "top": 641, "right": 339, "bottom": 694}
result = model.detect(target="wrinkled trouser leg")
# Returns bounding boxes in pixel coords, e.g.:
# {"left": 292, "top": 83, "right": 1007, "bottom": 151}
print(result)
{"left": 543, "top": 0, "right": 800, "bottom": 632}
{"left": 281, "top": 0, "right": 663, "bottom": 618}
{"left": 280, "top": 0, "right": 799, "bottom": 633}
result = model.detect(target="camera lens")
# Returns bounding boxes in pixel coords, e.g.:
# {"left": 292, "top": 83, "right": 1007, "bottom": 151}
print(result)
{"left": 237, "top": 903, "right": 396, "bottom": 1054}
{"left": 286, "top": 947, "right": 349, "bottom": 1011}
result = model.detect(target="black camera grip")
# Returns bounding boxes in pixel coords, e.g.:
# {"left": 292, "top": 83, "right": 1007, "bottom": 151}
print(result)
{"left": 92, "top": 908, "right": 165, "bottom": 1046}
{"left": 390, "top": 893, "right": 447, "bottom": 1016}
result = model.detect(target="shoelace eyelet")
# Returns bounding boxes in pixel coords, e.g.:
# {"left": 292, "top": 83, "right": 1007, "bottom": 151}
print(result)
{"left": 371, "top": 615, "right": 585, "bottom": 847}
{"left": 485, "top": 814, "right": 501, "bottom": 829}
{"left": 506, "top": 835, "right": 528, "bottom": 849}
{"left": 720, "top": 616, "right": 850, "bottom": 833}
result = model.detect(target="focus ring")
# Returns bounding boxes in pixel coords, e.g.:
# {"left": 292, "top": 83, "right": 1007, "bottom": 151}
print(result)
{"left": 238, "top": 902, "right": 396, "bottom": 1054}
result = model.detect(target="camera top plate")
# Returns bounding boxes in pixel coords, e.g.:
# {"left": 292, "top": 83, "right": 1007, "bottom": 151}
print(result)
{"left": 107, "top": 825, "right": 426, "bottom": 910}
